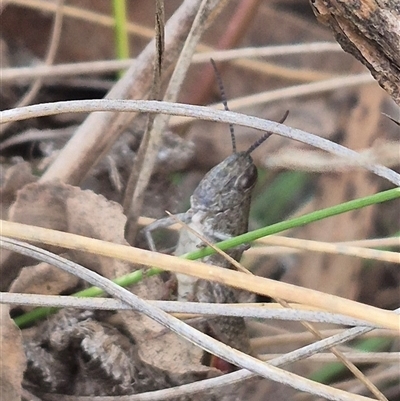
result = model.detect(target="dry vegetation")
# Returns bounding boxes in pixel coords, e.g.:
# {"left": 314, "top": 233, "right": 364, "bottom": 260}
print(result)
{"left": 0, "top": 1, "right": 399, "bottom": 401}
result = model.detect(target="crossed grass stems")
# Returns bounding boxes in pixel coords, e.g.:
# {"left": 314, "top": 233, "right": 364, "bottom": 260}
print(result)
{"left": 1, "top": 99, "right": 399, "bottom": 400}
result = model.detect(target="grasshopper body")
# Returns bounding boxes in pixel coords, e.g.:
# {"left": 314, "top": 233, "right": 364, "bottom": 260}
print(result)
{"left": 144, "top": 60, "right": 286, "bottom": 356}
{"left": 173, "top": 150, "right": 259, "bottom": 354}
{"left": 145, "top": 141, "right": 274, "bottom": 354}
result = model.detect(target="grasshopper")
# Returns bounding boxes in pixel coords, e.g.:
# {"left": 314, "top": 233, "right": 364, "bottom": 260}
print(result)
{"left": 144, "top": 61, "right": 287, "bottom": 357}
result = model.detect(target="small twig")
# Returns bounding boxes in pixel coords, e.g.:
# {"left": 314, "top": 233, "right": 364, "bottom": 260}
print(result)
{"left": 3, "top": 293, "right": 376, "bottom": 327}
{"left": 123, "top": 0, "right": 165, "bottom": 242}
{"left": 259, "top": 352, "right": 399, "bottom": 364}
{"left": 251, "top": 236, "right": 400, "bottom": 264}
{"left": 1, "top": 42, "right": 343, "bottom": 83}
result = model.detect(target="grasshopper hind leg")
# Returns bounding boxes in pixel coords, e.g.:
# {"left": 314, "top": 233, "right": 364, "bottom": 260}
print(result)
{"left": 196, "top": 279, "right": 254, "bottom": 355}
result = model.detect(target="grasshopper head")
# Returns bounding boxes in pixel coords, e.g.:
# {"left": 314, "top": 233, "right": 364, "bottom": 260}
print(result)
{"left": 190, "top": 151, "right": 257, "bottom": 212}
{"left": 190, "top": 60, "right": 287, "bottom": 214}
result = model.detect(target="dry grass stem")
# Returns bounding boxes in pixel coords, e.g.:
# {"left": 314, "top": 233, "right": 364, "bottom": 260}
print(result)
{"left": 1, "top": 99, "right": 398, "bottom": 185}
{"left": 1, "top": 293, "right": 378, "bottom": 327}
{"left": 0, "top": 222, "right": 398, "bottom": 330}
{"left": 0, "top": 236, "right": 379, "bottom": 401}
{"left": 1, "top": 42, "right": 343, "bottom": 83}
{"left": 0, "top": 236, "right": 386, "bottom": 401}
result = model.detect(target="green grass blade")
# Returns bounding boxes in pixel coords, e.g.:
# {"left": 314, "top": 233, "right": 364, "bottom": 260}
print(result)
{"left": 112, "top": 0, "right": 129, "bottom": 73}
{"left": 183, "top": 188, "right": 400, "bottom": 260}
{"left": 13, "top": 187, "right": 399, "bottom": 328}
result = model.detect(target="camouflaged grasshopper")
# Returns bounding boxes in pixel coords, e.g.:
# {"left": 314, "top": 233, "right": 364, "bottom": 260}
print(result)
{"left": 144, "top": 60, "right": 286, "bottom": 355}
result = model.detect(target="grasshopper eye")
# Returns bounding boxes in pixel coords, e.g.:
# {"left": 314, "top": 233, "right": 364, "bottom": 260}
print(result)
{"left": 237, "top": 164, "right": 258, "bottom": 190}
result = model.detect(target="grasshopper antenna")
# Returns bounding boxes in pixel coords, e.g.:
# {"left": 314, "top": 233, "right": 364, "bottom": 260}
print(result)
{"left": 210, "top": 58, "right": 236, "bottom": 153}
{"left": 246, "top": 110, "right": 290, "bottom": 155}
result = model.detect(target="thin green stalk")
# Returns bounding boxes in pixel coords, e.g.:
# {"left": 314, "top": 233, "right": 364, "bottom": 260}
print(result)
{"left": 14, "top": 267, "right": 161, "bottom": 328}
{"left": 183, "top": 187, "right": 400, "bottom": 260}
{"left": 112, "top": 0, "right": 129, "bottom": 76}
{"left": 13, "top": 187, "right": 400, "bottom": 328}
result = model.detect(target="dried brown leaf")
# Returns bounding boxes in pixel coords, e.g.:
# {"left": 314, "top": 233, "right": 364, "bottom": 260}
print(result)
{"left": 121, "top": 310, "right": 221, "bottom": 385}
{"left": 2, "top": 182, "right": 133, "bottom": 292}
{"left": 0, "top": 305, "right": 26, "bottom": 401}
